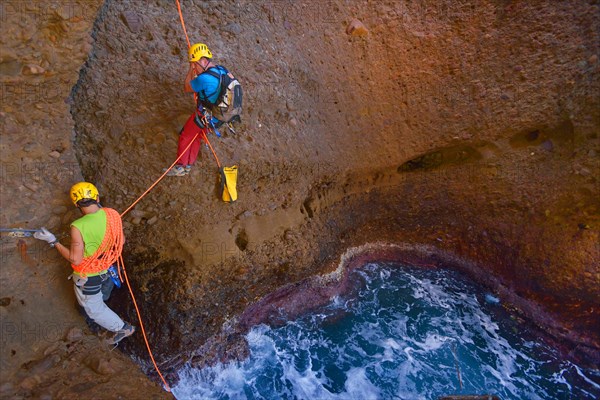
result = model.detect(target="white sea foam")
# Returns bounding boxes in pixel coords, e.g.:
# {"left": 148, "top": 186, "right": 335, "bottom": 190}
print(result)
{"left": 344, "top": 367, "right": 380, "bottom": 400}
{"left": 173, "top": 263, "right": 599, "bottom": 400}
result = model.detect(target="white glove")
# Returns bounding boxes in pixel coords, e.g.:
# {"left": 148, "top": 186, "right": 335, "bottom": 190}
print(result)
{"left": 34, "top": 227, "right": 57, "bottom": 245}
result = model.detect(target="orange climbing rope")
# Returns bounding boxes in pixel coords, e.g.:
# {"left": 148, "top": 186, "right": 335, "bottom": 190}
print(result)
{"left": 115, "top": 132, "right": 200, "bottom": 393}
{"left": 117, "top": 254, "right": 172, "bottom": 392}
{"left": 175, "top": 0, "right": 191, "bottom": 48}
{"left": 202, "top": 129, "right": 222, "bottom": 168}
{"left": 175, "top": 0, "right": 223, "bottom": 171}
{"left": 121, "top": 132, "right": 199, "bottom": 216}
{"left": 72, "top": 207, "right": 124, "bottom": 276}
{"left": 110, "top": 1, "right": 224, "bottom": 393}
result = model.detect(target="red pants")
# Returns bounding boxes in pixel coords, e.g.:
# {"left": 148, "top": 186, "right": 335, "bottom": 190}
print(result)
{"left": 176, "top": 113, "right": 207, "bottom": 166}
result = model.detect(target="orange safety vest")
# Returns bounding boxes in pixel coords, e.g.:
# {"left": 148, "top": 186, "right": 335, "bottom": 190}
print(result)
{"left": 71, "top": 207, "right": 124, "bottom": 277}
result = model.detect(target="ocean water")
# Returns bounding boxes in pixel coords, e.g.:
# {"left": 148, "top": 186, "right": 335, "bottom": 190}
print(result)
{"left": 173, "top": 263, "right": 600, "bottom": 400}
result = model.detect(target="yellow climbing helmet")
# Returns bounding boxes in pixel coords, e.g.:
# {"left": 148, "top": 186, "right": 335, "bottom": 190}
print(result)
{"left": 188, "top": 43, "right": 212, "bottom": 62}
{"left": 70, "top": 182, "right": 99, "bottom": 206}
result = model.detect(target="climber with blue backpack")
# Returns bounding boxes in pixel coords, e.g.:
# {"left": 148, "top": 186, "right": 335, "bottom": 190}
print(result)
{"left": 167, "top": 43, "right": 243, "bottom": 177}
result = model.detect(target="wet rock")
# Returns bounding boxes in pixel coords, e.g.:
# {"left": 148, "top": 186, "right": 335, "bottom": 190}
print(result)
{"left": 346, "top": 19, "right": 369, "bottom": 36}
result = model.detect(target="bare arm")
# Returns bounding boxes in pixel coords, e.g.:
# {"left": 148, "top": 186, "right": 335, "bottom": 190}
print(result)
{"left": 55, "top": 226, "right": 84, "bottom": 265}
{"left": 184, "top": 64, "right": 196, "bottom": 93}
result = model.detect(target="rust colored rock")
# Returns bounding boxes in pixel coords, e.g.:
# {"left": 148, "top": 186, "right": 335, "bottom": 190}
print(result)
{"left": 346, "top": 19, "right": 369, "bottom": 36}
{"left": 19, "top": 375, "right": 41, "bottom": 391}
{"left": 96, "top": 359, "right": 117, "bottom": 375}
{"left": 88, "top": 357, "right": 116, "bottom": 375}
{"left": 21, "top": 64, "right": 45, "bottom": 75}
{"left": 1, "top": 0, "right": 599, "bottom": 396}
{"left": 66, "top": 327, "right": 83, "bottom": 342}
{"left": 28, "top": 354, "right": 60, "bottom": 375}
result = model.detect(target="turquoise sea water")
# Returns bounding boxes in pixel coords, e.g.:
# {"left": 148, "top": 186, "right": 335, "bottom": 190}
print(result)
{"left": 173, "top": 263, "right": 600, "bottom": 400}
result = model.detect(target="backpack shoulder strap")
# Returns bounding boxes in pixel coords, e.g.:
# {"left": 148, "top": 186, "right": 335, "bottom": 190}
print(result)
{"left": 196, "top": 67, "right": 225, "bottom": 105}
{"left": 201, "top": 67, "right": 223, "bottom": 79}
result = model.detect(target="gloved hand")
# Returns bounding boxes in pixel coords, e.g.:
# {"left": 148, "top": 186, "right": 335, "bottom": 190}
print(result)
{"left": 33, "top": 227, "right": 57, "bottom": 244}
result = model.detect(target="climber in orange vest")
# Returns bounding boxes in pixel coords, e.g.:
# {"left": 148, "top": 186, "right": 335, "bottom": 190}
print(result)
{"left": 33, "top": 182, "right": 135, "bottom": 345}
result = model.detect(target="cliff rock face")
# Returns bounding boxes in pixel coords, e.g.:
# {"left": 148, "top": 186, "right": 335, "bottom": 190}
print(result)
{"left": 1, "top": 0, "right": 598, "bottom": 397}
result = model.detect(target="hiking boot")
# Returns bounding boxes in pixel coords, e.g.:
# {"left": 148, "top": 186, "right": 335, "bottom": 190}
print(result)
{"left": 165, "top": 165, "right": 188, "bottom": 177}
{"left": 107, "top": 323, "right": 135, "bottom": 345}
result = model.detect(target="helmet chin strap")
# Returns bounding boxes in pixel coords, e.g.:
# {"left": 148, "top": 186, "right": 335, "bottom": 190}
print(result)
{"left": 199, "top": 60, "right": 208, "bottom": 72}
